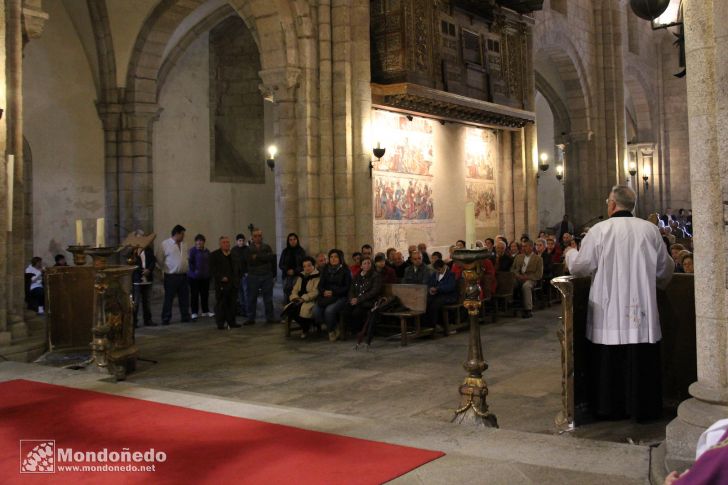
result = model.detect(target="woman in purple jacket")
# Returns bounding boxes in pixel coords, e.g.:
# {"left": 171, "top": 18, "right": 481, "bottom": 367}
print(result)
{"left": 188, "top": 234, "right": 212, "bottom": 320}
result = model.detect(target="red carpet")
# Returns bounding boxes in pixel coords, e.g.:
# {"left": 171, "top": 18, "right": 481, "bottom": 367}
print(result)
{"left": 0, "top": 379, "right": 444, "bottom": 484}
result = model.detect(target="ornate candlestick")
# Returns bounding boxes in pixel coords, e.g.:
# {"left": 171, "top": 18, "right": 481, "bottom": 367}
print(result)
{"left": 66, "top": 245, "right": 90, "bottom": 265}
{"left": 451, "top": 248, "right": 498, "bottom": 427}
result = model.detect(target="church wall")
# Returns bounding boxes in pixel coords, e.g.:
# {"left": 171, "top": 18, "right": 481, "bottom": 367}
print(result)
{"left": 23, "top": 0, "right": 105, "bottom": 263}
{"left": 372, "top": 110, "right": 500, "bottom": 254}
{"left": 153, "top": 33, "right": 277, "bottom": 253}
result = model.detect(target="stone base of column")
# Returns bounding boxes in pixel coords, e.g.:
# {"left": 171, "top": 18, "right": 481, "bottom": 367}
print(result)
{"left": 663, "top": 397, "right": 728, "bottom": 474}
{"left": 10, "top": 322, "right": 28, "bottom": 340}
{"left": 0, "top": 331, "right": 11, "bottom": 346}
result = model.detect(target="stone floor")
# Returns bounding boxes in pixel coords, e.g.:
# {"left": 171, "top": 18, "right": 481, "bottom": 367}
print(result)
{"left": 4, "top": 288, "right": 675, "bottom": 483}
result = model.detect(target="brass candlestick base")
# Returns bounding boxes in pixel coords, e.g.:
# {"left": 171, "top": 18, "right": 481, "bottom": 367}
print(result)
{"left": 67, "top": 245, "right": 90, "bottom": 266}
{"left": 86, "top": 247, "right": 117, "bottom": 269}
{"left": 451, "top": 249, "right": 498, "bottom": 428}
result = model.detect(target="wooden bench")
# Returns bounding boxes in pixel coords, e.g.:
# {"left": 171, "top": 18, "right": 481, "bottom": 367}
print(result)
{"left": 492, "top": 271, "right": 515, "bottom": 321}
{"left": 442, "top": 278, "right": 468, "bottom": 337}
{"left": 380, "top": 284, "right": 428, "bottom": 346}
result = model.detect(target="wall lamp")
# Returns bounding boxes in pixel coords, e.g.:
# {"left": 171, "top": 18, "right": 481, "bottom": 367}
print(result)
{"left": 555, "top": 164, "right": 564, "bottom": 181}
{"left": 539, "top": 153, "right": 550, "bottom": 172}
{"left": 642, "top": 164, "right": 651, "bottom": 190}
{"left": 266, "top": 145, "right": 277, "bottom": 172}
{"left": 370, "top": 143, "right": 386, "bottom": 178}
{"left": 628, "top": 161, "right": 638, "bottom": 177}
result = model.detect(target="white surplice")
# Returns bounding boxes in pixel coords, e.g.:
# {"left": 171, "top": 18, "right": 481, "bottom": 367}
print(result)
{"left": 564, "top": 214, "right": 674, "bottom": 345}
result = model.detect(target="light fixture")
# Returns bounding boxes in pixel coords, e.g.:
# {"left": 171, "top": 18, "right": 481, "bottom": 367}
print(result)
{"left": 630, "top": 0, "right": 684, "bottom": 77}
{"left": 642, "top": 164, "right": 651, "bottom": 190}
{"left": 266, "top": 145, "right": 277, "bottom": 172}
{"left": 370, "top": 142, "right": 386, "bottom": 178}
{"left": 539, "top": 153, "right": 549, "bottom": 172}
{"left": 628, "top": 161, "right": 637, "bottom": 177}
{"left": 555, "top": 164, "right": 564, "bottom": 181}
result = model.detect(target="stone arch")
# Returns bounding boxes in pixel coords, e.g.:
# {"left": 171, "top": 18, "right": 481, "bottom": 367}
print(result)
{"left": 623, "top": 67, "right": 656, "bottom": 142}
{"left": 533, "top": 30, "right": 594, "bottom": 226}
{"left": 534, "top": 30, "right": 593, "bottom": 138}
{"left": 535, "top": 71, "right": 571, "bottom": 139}
{"left": 157, "top": 4, "right": 238, "bottom": 96}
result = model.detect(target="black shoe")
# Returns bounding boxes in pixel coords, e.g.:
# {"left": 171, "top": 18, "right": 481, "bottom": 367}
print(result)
{"left": 522, "top": 310, "right": 533, "bottom": 319}
{"left": 243, "top": 320, "right": 255, "bottom": 326}
{"left": 228, "top": 323, "right": 242, "bottom": 328}
{"left": 162, "top": 320, "right": 170, "bottom": 326}
{"left": 145, "top": 321, "right": 158, "bottom": 327}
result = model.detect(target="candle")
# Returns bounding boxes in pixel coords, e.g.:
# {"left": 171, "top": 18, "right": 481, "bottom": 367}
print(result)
{"left": 465, "top": 202, "right": 475, "bottom": 249}
{"left": 6, "top": 155, "right": 13, "bottom": 232}
{"left": 76, "top": 219, "right": 84, "bottom": 246}
{"left": 96, "top": 217, "right": 105, "bottom": 248}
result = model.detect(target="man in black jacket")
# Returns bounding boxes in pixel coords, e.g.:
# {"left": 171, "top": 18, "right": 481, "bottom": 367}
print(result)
{"left": 132, "top": 241, "right": 157, "bottom": 327}
{"left": 231, "top": 233, "right": 249, "bottom": 318}
{"left": 210, "top": 236, "right": 241, "bottom": 329}
{"left": 245, "top": 228, "right": 277, "bottom": 325}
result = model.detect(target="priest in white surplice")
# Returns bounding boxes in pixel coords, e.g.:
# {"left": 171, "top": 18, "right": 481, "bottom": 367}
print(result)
{"left": 564, "top": 185, "right": 673, "bottom": 422}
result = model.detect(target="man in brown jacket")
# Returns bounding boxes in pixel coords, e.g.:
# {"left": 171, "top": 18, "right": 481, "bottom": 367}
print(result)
{"left": 511, "top": 239, "right": 543, "bottom": 318}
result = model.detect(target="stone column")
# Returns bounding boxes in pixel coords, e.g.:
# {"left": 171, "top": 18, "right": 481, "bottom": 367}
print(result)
{"left": 259, "top": 67, "right": 301, "bottom": 252}
{"left": 351, "top": 0, "right": 374, "bottom": 248}
{"left": 318, "top": 0, "right": 336, "bottom": 253}
{"left": 6, "top": 0, "right": 26, "bottom": 338}
{"left": 331, "top": 0, "right": 355, "bottom": 252}
{"left": 0, "top": 0, "right": 9, "bottom": 346}
{"left": 663, "top": 0, "right": 728, "bottom": 472}
{"left": 512, "top": 128, "right": 527, "bottom": 239}
{"left": 498, "top": 131, "right": 514, "bottom": 239}
{"left": 524, "top": 123, "right": 539, "bottom": 237}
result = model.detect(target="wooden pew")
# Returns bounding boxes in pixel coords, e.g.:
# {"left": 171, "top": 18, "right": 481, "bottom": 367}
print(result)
{"left": 380, "top": 284, "right": 428, "bottom": 346}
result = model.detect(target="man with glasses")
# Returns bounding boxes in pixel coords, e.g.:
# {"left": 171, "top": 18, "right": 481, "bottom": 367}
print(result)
{"left": 564, "top": 185, "right": 673, "bottom": 422}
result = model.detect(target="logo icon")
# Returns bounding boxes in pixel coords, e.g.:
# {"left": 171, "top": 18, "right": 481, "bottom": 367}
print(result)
{"left": 20, "top": 440, "right": 55, "bottom": 473}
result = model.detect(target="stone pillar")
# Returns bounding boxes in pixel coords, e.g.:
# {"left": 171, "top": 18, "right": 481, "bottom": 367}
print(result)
{"left": 524, "top": 123, "right": 539, "bottom": 237}
{"left": 498, "top": 131, "right": 514, "bottom": 239}
{"left": 331, "top": 0, "right": 355, "bottom": 252}
{"left": 318, "top": 0, "right": 336, "bottom": 253}
{"left": 6, "top": 0, "right": 26, "bottom": 338}
{"left": 0, "top": 0, "right": 9, "bottom": 346}
{"left": 259, "top": 68, "right": 301, "bottom": 252}
{"left": 351, "top": 0, "right": 374, "bottom": 248}
{"left": 663, "top": 0, "right": 728, "bottom": 472}
{"left": 512, "top": 128, "right": 527, "bottom": 239}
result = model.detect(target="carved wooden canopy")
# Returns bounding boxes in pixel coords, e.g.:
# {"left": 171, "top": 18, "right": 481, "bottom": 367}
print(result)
{"left": 371, "top": 82, "right": 535, "bottom": 130}
{"left": 453, "top": 0, "right": 544, "bottom": 17}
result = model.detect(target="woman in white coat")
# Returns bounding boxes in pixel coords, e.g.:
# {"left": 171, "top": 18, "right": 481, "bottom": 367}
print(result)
{"left": 564, "top": 185, "right": 673, "bottom": 422}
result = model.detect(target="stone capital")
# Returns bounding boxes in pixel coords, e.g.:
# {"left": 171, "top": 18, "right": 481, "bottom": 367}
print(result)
{"left": 22, "top": 0, "right": 49, "bottom": 41}
{"left": 258, "top": 67, "right": 301, "bottom": 103}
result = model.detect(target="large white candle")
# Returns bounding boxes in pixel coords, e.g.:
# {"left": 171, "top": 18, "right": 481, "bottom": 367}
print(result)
{"left": 96, "top": 217, "right": 105, "bottom": 247}
{"left": 6, "top": 155, "right": 13, "bottom": 232}
{"left": 76, "top": 219, "right": 84, "bottom": 245}
{"left": 465, "top": 202, "right": 475, "bottom": 249}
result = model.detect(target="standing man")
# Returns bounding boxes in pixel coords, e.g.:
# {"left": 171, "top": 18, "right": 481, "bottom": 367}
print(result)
{"left": 231, "top": 233, "right": 249, "bottom": 319}
{"left": 564, "top": 185, "right": 673, "bottom": 422}
{"left": 158, "top": 224, "right": 191, "bottom": 325}
{"left": 132, "top": 232, "right": 157, "bottom": 327}
{"left": 245, "top": 228, "right": 277, "bottom": 325}
{"left": 210, "top": 236, "right": 241, "bottom": 329}
{"left": 554, "top": 214, "right": 574, "bottom": 244}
